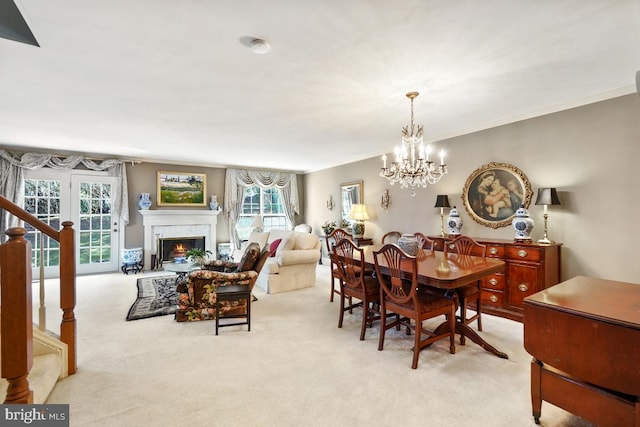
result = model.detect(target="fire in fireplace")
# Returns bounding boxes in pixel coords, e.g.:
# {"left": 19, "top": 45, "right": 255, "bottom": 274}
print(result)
{"left": 159, "top": 236, "right": 205, "bottom": 263}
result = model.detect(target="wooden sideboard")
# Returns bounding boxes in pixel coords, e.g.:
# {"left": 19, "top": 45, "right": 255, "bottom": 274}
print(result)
{"left": 430, "top": 236, "right": 562, "bottom": 321}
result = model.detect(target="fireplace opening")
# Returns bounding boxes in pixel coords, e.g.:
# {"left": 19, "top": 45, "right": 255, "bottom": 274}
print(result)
{"left": 159, "top": 236, "right": 205, "bottom": 263}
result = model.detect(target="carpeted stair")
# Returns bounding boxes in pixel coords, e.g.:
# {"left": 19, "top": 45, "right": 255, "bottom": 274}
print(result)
{"left": 0, "top": 327, "right": 67, "bottom": 403}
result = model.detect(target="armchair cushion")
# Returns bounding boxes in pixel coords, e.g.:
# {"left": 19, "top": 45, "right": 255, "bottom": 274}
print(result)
{"left": 294, "top": 232, "right": 319, "bottom": 250}
{"left": 237, "top": 242, "right": 261, "bottom": 272}
{"left": 275, "top": 232, "right": 296, "bottom": 257}
{"left": 202, "top": 259, "right": 238, "bottom": 272}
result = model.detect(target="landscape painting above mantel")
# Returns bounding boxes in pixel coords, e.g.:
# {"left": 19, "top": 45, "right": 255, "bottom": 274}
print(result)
{"left": 157, "top": 171, "right": 206, "bottom": 206}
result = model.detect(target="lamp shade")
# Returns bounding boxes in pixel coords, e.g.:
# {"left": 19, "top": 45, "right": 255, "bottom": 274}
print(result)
{"left": 434, "top": 194, "right": 451, "bottom": 208}
{"left": 535, "top": 188, "right": 561, "bottom": 206}
{"left": 251, "top": 215, "right": 264, "bottom": 228}
{"left": 348, "top": 204, "right": 369, "bottom": 221}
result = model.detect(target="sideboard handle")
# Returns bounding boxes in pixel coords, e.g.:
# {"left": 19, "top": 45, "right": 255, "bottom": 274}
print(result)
{"left": 518, "top": 283, "right": 529, "bottom": 292}
{"left": 517, "top": 249, "right": 527, "bottom": 258}
{"left": 489, "top": 295, "right": 498, "bottom": 303}
{"left": 489, "top": 247, "right": 498, "bottom": 255}
{"left": 489, "top": 278, "right": 498, "bottom": 286}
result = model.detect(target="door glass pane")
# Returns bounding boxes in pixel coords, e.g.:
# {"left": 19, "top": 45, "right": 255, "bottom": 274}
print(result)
{"left": 77, "top": 180, "right": 112, "bottom": 266}
{"left": 23, "top": 179, "right": 61, "bottom": 268}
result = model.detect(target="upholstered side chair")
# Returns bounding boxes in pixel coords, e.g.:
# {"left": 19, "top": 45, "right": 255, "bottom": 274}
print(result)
{"left": 175, "top": 243, "right": 269, "bottom": 322}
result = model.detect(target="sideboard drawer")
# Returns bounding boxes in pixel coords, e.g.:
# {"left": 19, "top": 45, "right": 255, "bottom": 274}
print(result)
{"left": 481, "top": 289, "right": 505, "bottom": 308}
{"left": 485, "top": 244, "right": 505, "bottom": 258}
{"left": 482, "top": 273, "right": 505, "bottom": 291}
{"left": 506, "top": 246, "right": 542, "bottom": 262}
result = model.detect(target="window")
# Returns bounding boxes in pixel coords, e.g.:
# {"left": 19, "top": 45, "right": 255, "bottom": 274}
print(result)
{"left": 236, "top": 186, "right": 290, "bottom": 240}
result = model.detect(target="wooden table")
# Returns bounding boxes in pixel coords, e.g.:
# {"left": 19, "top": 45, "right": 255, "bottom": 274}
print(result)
{"left": 524, "top": 276, "right": 640, "bottom": 426}
{"left": 360, "top": 245, "right": 507, "bottom": 358}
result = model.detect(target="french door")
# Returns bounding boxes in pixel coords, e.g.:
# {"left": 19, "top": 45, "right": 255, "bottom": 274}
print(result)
{"left": 24, "top": 169, "right": 121, "bottom": 277}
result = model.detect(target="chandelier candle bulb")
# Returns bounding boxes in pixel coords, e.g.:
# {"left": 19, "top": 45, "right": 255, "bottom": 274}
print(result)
{"left": 382, "top": 154, "right": 387, "bottom": 169}
{"left": 440, "top": 150, "right": 445, "bottom": 165}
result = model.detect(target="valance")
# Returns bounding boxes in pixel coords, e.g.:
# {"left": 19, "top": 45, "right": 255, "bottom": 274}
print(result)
{"left": 0, "top": 150, "right": 129, "bottom": 238}
{"left": 223, "top": 168, "right": 299, "bottom": 249}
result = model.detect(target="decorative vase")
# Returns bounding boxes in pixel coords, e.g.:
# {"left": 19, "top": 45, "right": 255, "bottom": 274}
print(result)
{"left": 138, "top": 193, "right": 151, "bottom": 210}
{"left": 512, "top": 205, "right": 534, "bottom": 241}
{"left": 209, "top": 195, "right": 219, "bottom": 211}
{"left": 121, "top": 247, "right": 143, "bottom": 265}
{"left": 352, "top": 221, "right": 365, "bottom": 236}
{"left": 447, "top": 206, "right": 463, "bottom": 236}
{"left": 397, "top": 234, "right": 418, "bottom": 256}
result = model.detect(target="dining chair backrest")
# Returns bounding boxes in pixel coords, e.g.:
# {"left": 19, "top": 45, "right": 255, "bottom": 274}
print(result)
{"left": 381, "top": 231, "right": 401, "bottom": 245}
{"left": 332, "top": 238, "right": 365, "bottom": 293}
{"left": 414, "top": 232, "right": 435, "bottom": 251}
{"left": 326, "top": 228, "right": 353, "bottom": 254}
{"left": 373, "top": 243, "right": 418, "bottom": 306}
{"left": 444, "top": 235, "right": 487, "bottom": 258}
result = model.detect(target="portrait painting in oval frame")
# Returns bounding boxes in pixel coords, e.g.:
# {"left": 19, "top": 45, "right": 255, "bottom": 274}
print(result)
{"left": 462, "top": 162, "right": 532, "bottom": 229}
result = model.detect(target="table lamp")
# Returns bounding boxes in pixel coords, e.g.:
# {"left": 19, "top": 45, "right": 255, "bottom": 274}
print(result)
{"left": 535, "top": 188, "right": 561, "bottom": 244}
{"left": 434, "top": 195, "right": 450, "bottom": 237}
{"left": 251, "top": 215, "right": 264, "bottom": 232}
{"left": 348, "top": 204, "right": 369, "bottom": 237}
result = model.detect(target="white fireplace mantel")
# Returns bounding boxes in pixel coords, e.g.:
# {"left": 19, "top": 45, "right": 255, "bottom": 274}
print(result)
{"left": 139, "top": 209, "right": 221, "bottom": 269}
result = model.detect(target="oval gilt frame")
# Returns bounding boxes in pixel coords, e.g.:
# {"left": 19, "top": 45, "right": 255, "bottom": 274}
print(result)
{"left": 462, "top": 162, "right": 532, "bottom": 229}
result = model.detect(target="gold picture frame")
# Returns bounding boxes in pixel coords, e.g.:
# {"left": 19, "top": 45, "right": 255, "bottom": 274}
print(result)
{"left": 461, "top": 162, "right": 532, "bottom": 229}
{"left": 157, "top": 171, "right": 207, "bottom": 207}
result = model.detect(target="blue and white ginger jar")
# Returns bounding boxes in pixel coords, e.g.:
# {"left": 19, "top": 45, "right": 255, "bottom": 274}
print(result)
{"left": 138, "top": 193, "right": 152, "bottom": 210}
{"left": 447, "top": 206, "right": 463, "bottom": 236}
{"left": 512, "top": 205, "right": 534, "bottom": 241}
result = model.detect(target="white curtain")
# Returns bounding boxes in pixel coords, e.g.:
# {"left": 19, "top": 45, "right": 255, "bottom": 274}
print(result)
{"left": 224, "top": 169, "right": 299, "bottom": 249}
{"left": 0, "top": 150, "right": 129, "bottom": 239}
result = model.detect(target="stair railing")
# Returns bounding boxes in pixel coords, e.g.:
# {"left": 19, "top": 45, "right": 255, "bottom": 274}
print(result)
{"left": 0, "top": 195, "right": 76, "bottom": 404}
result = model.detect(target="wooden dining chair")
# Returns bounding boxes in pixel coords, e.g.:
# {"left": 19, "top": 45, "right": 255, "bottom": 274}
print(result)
{"left": 381, "top": 231, "right": 401, "bottom": 245}
{"left": 443, "top": 235, "right": 487, "bottom": 344}
{"left": 414, "top": 232, "right": 435, "bottom": 251}
{"left": 326, "top": 228, "right": 353, "bottom": 302}
{"left": 332, "top": 238, "right": 383, "bottom": 340}
{"left": 373, "top": 244, "right": 456, "bottom": 369}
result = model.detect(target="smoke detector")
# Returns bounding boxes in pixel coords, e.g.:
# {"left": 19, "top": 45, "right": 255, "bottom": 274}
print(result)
{"left": 249, "top": 38, "right": 270, "bottom": 54}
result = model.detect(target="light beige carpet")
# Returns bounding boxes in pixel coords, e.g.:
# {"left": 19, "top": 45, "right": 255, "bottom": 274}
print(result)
{"left": 38, "top": 265, "right": 595, "bottom": 427}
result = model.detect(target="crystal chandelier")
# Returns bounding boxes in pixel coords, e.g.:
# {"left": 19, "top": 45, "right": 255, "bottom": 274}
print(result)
{"left": 380, "top": 92, "right": 447, "bottom": 195}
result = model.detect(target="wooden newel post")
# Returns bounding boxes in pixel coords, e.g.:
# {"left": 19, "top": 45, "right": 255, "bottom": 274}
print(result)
{"left": 1, "top": 227, "right": 34, "bottom": 403}
{"left": 59, "top": 221, "right": 77, "bottom": 375}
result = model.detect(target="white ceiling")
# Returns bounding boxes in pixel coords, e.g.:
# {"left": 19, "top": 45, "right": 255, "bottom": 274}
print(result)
{"left": 1, "top": 1, "right": 639, "bottom": 173}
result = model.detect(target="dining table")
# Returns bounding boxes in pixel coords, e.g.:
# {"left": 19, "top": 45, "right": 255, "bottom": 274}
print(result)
{"left": 360, "top": 244, "right": 508, "bottom": 359}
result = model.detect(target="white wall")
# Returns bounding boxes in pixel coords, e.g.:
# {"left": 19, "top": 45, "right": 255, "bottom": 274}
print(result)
{"left": 305, "top": 94, "right": 640, "bottom": 284}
